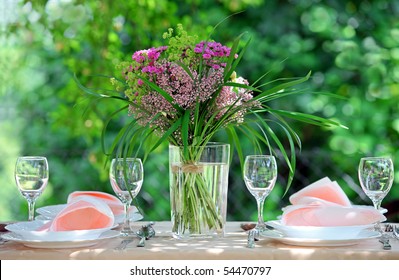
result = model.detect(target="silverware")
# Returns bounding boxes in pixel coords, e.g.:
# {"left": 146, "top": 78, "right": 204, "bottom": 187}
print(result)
{"left": 0, "top": 233, "right": 9, "bottom": 245}
{"left": 247, "top": 229, "right": 258, "bottom": 248}
{"left": 379, "top": 235, "right": 391, "bottom": 250}
{"left": 393, "top": 225, "right": 399, "bottom": 240}
{"left": 136, "top": 222, "right": 155, "bottom": 248}
{"left": 385, "top": 223, "right": 394, "bottom": 233}
{"left": 114, "top": 238, "right": 134, "bottom": 251}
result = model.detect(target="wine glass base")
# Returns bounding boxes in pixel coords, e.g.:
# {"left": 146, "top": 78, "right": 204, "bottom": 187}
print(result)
{"left": 253, "top": 223, "right": 269, "bottom": 234}
{"left": 119, "top": 229, "right": 137, "bottom": 237}
{"left": 119, "top": 230, "right": 136, "bottom": 237}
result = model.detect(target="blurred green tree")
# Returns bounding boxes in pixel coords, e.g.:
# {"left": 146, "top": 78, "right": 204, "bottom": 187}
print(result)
{"left": 0, "top": 0, "right": 397, "bottom": 223}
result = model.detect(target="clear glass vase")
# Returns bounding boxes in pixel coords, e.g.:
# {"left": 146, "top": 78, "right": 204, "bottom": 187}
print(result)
{"left": 169, "top": 142, "right": 230, "bottom": 239}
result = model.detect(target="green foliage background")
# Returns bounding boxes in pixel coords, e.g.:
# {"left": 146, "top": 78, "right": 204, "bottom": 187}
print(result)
{"left": 1, "top": 0, "right": 398, "bottom": 223}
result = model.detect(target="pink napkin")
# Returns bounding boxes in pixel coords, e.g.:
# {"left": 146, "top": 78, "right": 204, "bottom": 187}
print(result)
{"left": 67, "top": 191, "right": 125, "bottom": 216}
{"left": 39, "top": 196, "right": 114, "bottom": 231}
{"left": 281, "top": 177, "right": 386, "bottom": 226}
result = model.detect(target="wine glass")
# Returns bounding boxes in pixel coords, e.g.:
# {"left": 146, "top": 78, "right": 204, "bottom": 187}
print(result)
{"left": 109, "top": 158, "right": 143, "bottom": 237}
{"left": 15, "top": 156, "right": 49, "bottom": 221}
{"left": 243, "top": 155, "right": 278, "bottom": 234}
{"left": 358, "top": 157, "right": 394, "bottom": 212}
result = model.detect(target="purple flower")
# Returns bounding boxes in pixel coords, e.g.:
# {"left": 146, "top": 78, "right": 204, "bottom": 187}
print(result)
{"left": 123, "top": 37, "right": 252, "bottom": 134}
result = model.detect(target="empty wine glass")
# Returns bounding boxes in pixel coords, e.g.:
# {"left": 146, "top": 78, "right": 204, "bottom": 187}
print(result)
{"left": 243, "top": 155, "right": 277, "bottom": 234}
{"left": 358, "top": 157, "right": 394, "bottom": 212}
{"left": 110, "top": 158, "right": 143, "bottom": 237}
{"left": 15, "top": 156, "right": 49, "bottom": 221}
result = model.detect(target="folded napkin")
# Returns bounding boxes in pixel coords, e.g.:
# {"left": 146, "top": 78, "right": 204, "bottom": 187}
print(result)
{"left": 281, "top": 177, "right": 386, "bottom": 226}
{"left": 39, "top": 196, "right": 114, "bottom": 231}
{"left": 67, "top": 191, "right": 125, "bottom": 216}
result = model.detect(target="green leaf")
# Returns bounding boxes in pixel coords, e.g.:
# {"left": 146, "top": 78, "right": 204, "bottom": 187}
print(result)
{"left": 181, "top": 109, "right": 191, "bottom": 157}
{"left": 149, "top": 118, "right": 183, "bottom": 153}
{"left": 73, "top": 73, "right": 128, "bottom": 102}
{"left": 225, "top": 126, "right": 243, "bottom": 168}
{"left": 224, "top": 36, "right": 251, "bottom": 82}
{"left": 267, "top": 109, "right": 348, "bottom": 129}
{"left": 224, "top": 82, "right": 261, "bottom": 92}
{"left": 138, "top": 75, "right": 183, "bottom": 113}
{"left": 253, "top": 112, "right": 294, "bottom": 175}
{"left": 253, "top": 71, "right": 311, "bottom": 101}
{"left": 101, "top": 105, "right": 130, "bottom": 155}
{"left": 174, "top": 61, "right": 194, "bottom": 80}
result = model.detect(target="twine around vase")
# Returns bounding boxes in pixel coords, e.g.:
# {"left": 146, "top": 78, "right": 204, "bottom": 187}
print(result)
{"left": 171, "top": 162, "right": 204, "bottom": 174}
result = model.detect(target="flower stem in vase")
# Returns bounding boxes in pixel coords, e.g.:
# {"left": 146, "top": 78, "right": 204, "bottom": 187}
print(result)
{"left": 169, "top": 143, "right": 229, "bottom": 239}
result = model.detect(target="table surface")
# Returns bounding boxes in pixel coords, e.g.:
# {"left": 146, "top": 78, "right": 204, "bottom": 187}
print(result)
{"left": 1, "top": 221, "right": 398, "bottom": 260}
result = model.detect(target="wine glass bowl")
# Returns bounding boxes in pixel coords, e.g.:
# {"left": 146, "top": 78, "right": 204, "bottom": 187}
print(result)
{"left": 243, "top": 155, "right": 277, "bottom": 234}
{"left": 15, "top": 156, "right": 49, "bottom": 221}
{"left": 109, "top": 158, "right": 143, "bottom": 237}
{"left": 358, "top": 157, "right": 394, "bottom": 212}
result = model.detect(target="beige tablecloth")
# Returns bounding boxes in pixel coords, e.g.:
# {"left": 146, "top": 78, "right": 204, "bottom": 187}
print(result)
{"left": 1, "top": 222, "right": 398, "bottom": 260}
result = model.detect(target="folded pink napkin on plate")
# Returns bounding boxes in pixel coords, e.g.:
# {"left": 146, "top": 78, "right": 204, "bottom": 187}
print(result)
{"left": 39, "top": 196, "right": 114, "bottom": 231}
{"left": 67, "top": 191, "right": 125, "bottom": 216}
{"left": 281, "top": 177, "right": 386, "bottom": 226}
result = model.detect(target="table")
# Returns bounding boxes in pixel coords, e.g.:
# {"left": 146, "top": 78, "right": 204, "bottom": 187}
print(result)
{"left": 1, "top": 222, "right": 398, "bottom": 260}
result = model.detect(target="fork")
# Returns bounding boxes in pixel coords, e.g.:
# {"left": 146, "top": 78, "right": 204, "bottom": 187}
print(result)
{"left": 379, "top": 235, "right": 391, "bottom": 250}
{"left": 114, "top": 238, "right": 134, "bottom": 251}
{"left": 393, "top": 225, "right": 399, "bottom": 240}
{"left": 0, "top": 235, "right": 8, "bottom": 245}
{"left": 247, "top": 229, "right": 259, "bottom": 248}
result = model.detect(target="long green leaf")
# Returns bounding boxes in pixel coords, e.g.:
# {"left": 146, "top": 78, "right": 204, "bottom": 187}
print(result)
{"left": 225, "top": 126, "right": 243, "bottom": 167}
{"left": 101, "top": 105, "right": 130, "bottom": 155}
{"left": 267, "top": 109, "right": 348, "bottom": 128}
{"left": 73, "top": 73, "right": 128, "bottom": 102}
{"left": 224, "top": 36, "right": 251, "bottom": 82}
{"left": 224, "top": 33, "right": 246, "bottom": 81}
{"left": 253, "top": 112, "right": 294, "bottom": 175}
{"left": 224, "top": 82, "right": 261, "bottom": 92}
{"left": 253, "top": 71, "right": 311, "bottom": 101}
{"left": 270, "top": 120, "right": 297, "bottom": 193}
{"left": 181, "top": 109, "right": 191, "bottom": 157}
{"left": 149, "top": 118, "right": 183, "bottom": 153}
{"left": 174, "top": 61, "right": 194, "bottom": 80}
{"left": 138, "top": 75, "right": 183, "bottom": 113}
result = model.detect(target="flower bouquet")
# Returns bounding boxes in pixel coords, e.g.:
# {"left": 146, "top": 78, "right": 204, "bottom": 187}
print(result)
{"left": 76, "top": 24, "right": 343, "bottom": 238}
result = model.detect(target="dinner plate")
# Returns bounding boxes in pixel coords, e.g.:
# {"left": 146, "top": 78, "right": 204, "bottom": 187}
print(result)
{"left": 1, "top": 230, "right": 119, "bottom": 249}
{"left": 261, "top": 230, "right": 380, "bottom": 247}
{"left": 36, "top": 204, "right": 143, "bottom": 224}
{"left": 266, "top": 220, "right": 374, "bottom": 239}
{"left": 5, "top": 220, "right": 115, "bottom": 241}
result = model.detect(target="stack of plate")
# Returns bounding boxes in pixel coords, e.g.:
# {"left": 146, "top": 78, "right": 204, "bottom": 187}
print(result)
{"left": 2, "top": 220, "right": 119, "bottom": 249}
{"left": 263, "top": 220, "right": 380, "bottom": 246}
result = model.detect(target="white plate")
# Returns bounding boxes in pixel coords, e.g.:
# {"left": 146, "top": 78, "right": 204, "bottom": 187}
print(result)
{"left": 266, "top": 220, "right": 374, "bottom": 239}
{"left": 261, "top": 230, "right": 380, "bottom": 247}
{"left": 36, "top": 204, "right": 143, "bottom": 224}
{"left": 379, "top": 207, "right": 388, "bottom": 214}
{"left": 2, "top": 230, "right": 119, "bottom": 249}
{"left": 5, "top": 220, "right": 114, "bottom": 241}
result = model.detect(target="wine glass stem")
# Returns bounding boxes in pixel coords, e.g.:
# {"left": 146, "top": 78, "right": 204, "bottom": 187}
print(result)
{"left": 256, "top": 198, "right": 266, "bottom": 227}
{"left": 372, "top": 200, "right": 383, "bottom": 232}
{"left": 122, "top": 202, "right": 131, "bottom": 233}
{"left": 27, "top": 200, "right": 36, "bottom": 221}
{"left": 372, "top": 200, "right": 382, "bottom": 211}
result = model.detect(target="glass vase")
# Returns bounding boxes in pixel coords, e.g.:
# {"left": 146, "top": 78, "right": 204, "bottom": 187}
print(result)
{"left": 169, "top": 142, "right": 230, "bottom": 239}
